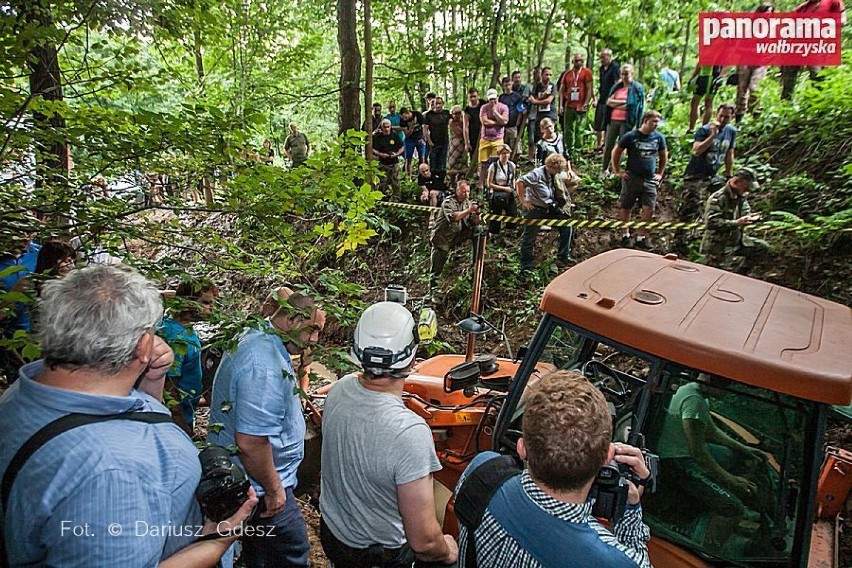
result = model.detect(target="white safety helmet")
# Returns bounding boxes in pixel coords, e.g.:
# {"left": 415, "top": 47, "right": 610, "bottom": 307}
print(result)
{"left": 351, "top": 301, "right": 418, "bottom": 376}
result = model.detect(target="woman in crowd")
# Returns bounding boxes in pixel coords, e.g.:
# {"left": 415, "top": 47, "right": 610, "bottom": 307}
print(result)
{"left": 486, "top": 144, "right": 518, "bottom": 236}
{"left": 447, "top": 105, "right": 468, "bottom": 184}
{"left": 602, "top": 64, "right": 645, "bottom": 175}
{"left": 535, "top": 117, "right": 569, "bottom": 166}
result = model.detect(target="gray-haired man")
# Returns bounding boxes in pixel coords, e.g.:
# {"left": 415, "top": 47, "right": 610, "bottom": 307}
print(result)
{"left": 0, "top": 265, "right": 256, "bottom": 567}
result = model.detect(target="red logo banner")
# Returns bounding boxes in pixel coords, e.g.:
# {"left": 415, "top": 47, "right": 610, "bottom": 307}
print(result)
{"left": 699, "top": 13, "right": 841, "bottom": 66}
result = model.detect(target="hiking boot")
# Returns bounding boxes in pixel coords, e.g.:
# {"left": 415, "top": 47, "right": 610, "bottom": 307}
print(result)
{"left": 620, "top": 235, "right": 632, "bottom": 248}
{"left": 555, "top": 257, "right": 576, "bottom": 268}
{"left": 634, "top": 238, "right": 654, "bottom": 251}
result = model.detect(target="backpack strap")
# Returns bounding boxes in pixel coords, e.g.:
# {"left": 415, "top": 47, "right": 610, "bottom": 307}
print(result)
{"left": 1, "top": 411, "right": 176, "bottom": 568}
{"left": 454, "top": 454, "right": 521, "bottom": 568}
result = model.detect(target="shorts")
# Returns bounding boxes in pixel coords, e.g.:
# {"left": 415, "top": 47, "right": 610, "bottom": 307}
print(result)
{"left": 478, "top": 138, "right": 503, "bottom": 163}
{"left": 694, "top": 75, "right": 719, "bottom": 97}
{"left": 593, "top": 102, "right": 608, "bottom": 131}
{"left": 404, "top": 138, "right": 426, "bottom": 160}
{"left": 619, "top": 173, "right": 658, "bottom": 209}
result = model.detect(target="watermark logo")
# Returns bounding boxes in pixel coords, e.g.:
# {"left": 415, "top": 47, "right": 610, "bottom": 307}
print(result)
{"left": 699, "top": 13, "right": 841, "bottom": 66}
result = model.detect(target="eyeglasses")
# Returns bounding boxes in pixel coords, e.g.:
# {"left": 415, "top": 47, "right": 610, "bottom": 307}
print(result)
{"left": 621, "top": 72, "right": 631, "bottom": 76}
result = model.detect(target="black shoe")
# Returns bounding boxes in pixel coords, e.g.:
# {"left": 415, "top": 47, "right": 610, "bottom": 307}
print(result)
{"left": 555, "top": 257, "right": 576, "bottom": 268}
{"left": 620, "top": 236, "right": 632, "bottom": 248}
{"left": 634, "top": 238, "right": 654, "bottom": 251}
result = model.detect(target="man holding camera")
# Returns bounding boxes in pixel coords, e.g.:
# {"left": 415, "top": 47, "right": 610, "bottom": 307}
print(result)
{"left": 679, "top": 103, "right": 738, "bottom": 227}
{"left": 700, "top": 167, "right": 768, "bottom": 274}
{"left": 209, "top": 289, "right": 326, "bottom": 567}
{"left": 428, "top": 179, "right": 481, "bottom": 296}
{"left": 516, "top": 153, "right": 575, "bottom": 276}
{"left": 0, "top": 265, "right": 256, "bottom": 567}
{"left": 454, "top": 371, "right": 651, "bottom": 567}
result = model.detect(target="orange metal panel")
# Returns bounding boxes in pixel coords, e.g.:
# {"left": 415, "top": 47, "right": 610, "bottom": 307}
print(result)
{"left": 540, "top": 250, "right": 852, "bottom": 405}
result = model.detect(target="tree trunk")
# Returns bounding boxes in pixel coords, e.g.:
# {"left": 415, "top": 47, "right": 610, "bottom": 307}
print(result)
{"left": 337, "top": 0, "right": 361, "bottom": 134}
{"left": 679, "top": 18, "right": 690, "bottom": 79}
{"left": 193, "top": 26, "right": 205, "bottom": 92}
{"left": 536, "top": 0, "right": 558, "bottom": 68}
{"left": 488, "top": 0, "right": 507, "bottom": 89}
{"left": 364, "top": 0, "right": 373, "bottom": 159}
{"left": 16, "top": 0, "right": 68, "bottom": 183}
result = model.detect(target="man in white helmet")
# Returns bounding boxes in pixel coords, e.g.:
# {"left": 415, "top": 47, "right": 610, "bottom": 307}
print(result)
{"left": 319, "top": 302, "right": 459, "bottom": 567}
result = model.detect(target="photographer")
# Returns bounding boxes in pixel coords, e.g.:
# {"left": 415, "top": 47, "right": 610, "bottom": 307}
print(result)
{"left": 515, "top": 153, "right": 575, "bottom": 277}
{"left": 0, "top": 265, "right": 257, "bottom": 567}
{"left": 428, "top": 179, "right": 481, "bottom": 297}
{"left": 455, "top": 371, "right": 651, "bottom": 568}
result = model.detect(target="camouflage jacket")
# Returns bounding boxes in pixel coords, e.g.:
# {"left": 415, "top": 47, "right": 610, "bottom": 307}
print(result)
{"left": 700, "top": 183, "right": 752, "bottom": 256}
{"left": 430, "top": 195, "right": 475, "bottom": 250}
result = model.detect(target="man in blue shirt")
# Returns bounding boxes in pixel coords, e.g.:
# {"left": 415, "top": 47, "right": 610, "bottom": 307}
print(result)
{"left": 611, "top": 110, "right": 668, "bottom": 251}
{"left": 680, "top": 103, "right": 738, "bottom": 223}
{"left": 0, "top": 265, "right": 256, "bottom": 567}
{"left": 385, "top": 101, "right": 405, "bottom": 145}
{"left": 209, "top": 289, "right": 325, "bottom": 568}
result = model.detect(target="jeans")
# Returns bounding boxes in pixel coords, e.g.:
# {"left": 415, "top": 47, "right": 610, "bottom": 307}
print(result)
{"left": 429, "top": 144, "right": 448, "bottom": 173}
{"left": 320, "top": 518, "right": 416, "bottom": 568}
{"left": 520, "top": 205, "right": 573, "bottom": 270}
{"left": 242, "top": 486, "right": 310, "bottom": 568}
{"left": 602, "top": 120, "right": 626, "bottom": 172}
{"left": 488, "top": 191, "right": 518, "bottom": 235}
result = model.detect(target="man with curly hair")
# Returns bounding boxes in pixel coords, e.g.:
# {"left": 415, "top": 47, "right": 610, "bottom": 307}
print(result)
{"left": 454, "top": 371, "right": 652, "bottom": 567}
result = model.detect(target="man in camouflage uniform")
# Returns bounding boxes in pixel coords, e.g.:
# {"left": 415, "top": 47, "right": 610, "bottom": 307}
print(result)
{"left": 700, "top": 167, "right": 768, "bottom": 274}
{"left": 429, "top": 179, "right": 481, "bottom": 294}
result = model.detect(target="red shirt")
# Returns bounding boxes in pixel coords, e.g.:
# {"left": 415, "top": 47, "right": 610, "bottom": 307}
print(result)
{"left": 561, "top": 67, "right": 594, "bottom": 111}
{"left": 795, "top": 0, "right": 844, "bottom": 12}
{"left": 610, "top": 87, "right": 629, "bottom": 122}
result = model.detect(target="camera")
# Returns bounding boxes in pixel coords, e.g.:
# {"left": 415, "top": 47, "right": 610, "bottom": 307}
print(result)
{"left": 195, "top": 445, "right": 252, "bottom": 522}
{"left": 589, "top": 449, "right": 659, "bottom": 523}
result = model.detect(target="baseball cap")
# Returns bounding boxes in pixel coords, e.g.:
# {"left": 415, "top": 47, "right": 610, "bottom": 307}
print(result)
{"left": 486, "top": 88, "right": 498, "bottom": 100}
{"left": 734, "top": 167, "right": 760, "bottom": 191}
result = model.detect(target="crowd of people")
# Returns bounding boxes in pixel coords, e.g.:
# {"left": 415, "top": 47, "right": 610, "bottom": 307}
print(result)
{"left": 0, "top": 257, "right": 655, "bottom": 567}
{"left": 373, "top": 42, "right": 789, "bottom": 295}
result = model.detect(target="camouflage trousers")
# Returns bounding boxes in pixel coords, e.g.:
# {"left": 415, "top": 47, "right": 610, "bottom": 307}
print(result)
{"left": 704, "top": 238, "right": 769, "bottom": 275}
{"left": 672, "top": 177, "right": 714, "bottom": 256}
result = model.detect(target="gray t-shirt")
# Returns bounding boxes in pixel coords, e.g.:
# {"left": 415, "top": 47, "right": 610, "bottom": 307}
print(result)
{"left": 518, "top": 166, "right": 556, "bottom": 208}
{"left": 319, "top": 374, "right": 442, "bottom": 548}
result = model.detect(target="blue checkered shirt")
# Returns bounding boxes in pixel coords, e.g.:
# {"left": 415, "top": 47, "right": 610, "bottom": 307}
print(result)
{"left": 457, "top": 457, "right": 651, "bottom": 568}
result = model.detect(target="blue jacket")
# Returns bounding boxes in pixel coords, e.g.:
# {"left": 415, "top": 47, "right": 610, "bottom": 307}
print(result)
{"left": 604, "top": 81, "right": 645, "bottom": 130}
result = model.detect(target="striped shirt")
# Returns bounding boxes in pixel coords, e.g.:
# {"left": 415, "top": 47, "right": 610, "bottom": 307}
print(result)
{"left": 0, "top": 361, "right": 203, "bottom": 567}
{"left": 457, "top": 455, "right": 651, "bottom": 568}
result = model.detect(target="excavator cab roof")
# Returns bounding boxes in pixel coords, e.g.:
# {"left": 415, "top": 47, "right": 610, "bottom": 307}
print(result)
{"left": 540, "top": 249, "right": 851, "bottom": 406}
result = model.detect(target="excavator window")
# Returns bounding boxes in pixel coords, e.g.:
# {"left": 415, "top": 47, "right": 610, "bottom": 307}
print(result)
{"left": 641, "top": 364, "right": 812, "bottom": 565}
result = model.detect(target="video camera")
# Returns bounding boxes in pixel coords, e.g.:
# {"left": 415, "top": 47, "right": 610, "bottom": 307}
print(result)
{"left": 590, "top": 446, "right": 659, "bottom": 523}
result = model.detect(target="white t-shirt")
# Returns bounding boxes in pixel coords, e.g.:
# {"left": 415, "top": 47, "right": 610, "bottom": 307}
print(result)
{"left": 319, "top": 374, "right": 442, "bottom": 548}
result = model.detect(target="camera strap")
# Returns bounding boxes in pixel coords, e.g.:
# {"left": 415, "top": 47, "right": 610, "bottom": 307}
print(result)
{"left": 1, "top": 411, "right": 176, "bottom": 568}
{"left": 454, "top": 452, "right": 521, "bottom": 568}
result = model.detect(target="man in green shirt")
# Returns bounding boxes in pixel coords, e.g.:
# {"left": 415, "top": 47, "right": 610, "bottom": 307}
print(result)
{"left": 284, "top": 122, "right": 310, "bottom": 167}
{"left": 429, "top": 179, "right": 481, "bottom": 294}
{"left": 700, "top": 167, "right": 768, "bottom": 274}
